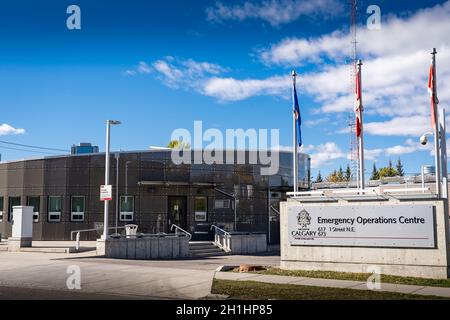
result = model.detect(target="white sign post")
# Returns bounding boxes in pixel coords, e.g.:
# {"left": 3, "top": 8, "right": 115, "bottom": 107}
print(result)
{"left": 288, "top": 204, "right": 435, "bottom": 248}
{"left": 100, "top": 185, "right": 112, "bottom": 201}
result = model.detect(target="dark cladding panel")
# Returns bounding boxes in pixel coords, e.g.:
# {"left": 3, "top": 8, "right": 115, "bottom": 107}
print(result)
{"left": 67, "top": 167, "right": 90, "bottom": 188}
{"left": 24, "top": 160, "right": 44, "bottom": 190}
{"left": 90, "top": 154, "right": 105, "bottom": 168}
{"left": 140, "top": 195, "right": 167, "bottom": 213}
{"left": 6, "top": 161, "right": 25, "bottom": 190}
{"left": 44, "top": 158, "right": 67, "bottom": 193}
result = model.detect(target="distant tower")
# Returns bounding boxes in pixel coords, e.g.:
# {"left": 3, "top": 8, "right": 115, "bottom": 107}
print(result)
{"left": 348, "top": 0, "right": 360, "bottom": 185}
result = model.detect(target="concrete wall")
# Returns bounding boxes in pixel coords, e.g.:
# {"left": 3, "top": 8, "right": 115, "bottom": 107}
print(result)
{"left": 280, "top": 198, "right": 450, "bottom": 279}
{"left": 100, "top": 236, "right": 190, "bottom": 260}
{"left": 215, "top": 233, "right": 267, "bottom": 254}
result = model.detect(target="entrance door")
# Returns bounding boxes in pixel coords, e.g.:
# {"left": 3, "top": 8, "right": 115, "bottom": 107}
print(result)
{"left": 168, "top": 196, "right": 187, "bottom": 232}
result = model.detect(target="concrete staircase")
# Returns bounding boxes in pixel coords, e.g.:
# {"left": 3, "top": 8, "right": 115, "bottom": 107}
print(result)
{"left": 189, "top": 242, "right": 229, "bottom": 258}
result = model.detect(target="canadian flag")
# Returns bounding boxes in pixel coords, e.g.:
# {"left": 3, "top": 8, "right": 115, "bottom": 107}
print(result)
{"left": 355, "top": 64, "right": 363, "bottom": 137}
{"left": 428, "top": 59, "right": 438, "bottom": 127}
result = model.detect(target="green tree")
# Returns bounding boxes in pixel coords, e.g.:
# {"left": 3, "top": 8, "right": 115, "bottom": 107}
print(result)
{"left": 345, "top": 164, "right": 352, "bottom": 182}
{"left": 378, "top": 160, "right": 397, "bottom": 178}
{"left": 315, "top": 171, "right": 323, "bottom": 183}
{"left": 337, "top": 167, "right": 344, "bottom": 182}
{"left": 396, "top": 158, "right": 405, "bottom": 177}
{"left": 370, "top": 163, "right": 380, "bottom": 180}
{"left": 167, "top": 140, "right": 190, "bottom": 149}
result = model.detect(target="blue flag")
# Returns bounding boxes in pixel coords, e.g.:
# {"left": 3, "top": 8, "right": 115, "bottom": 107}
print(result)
{"left": 293, "top": 84, "right": 302, "bottom": 147}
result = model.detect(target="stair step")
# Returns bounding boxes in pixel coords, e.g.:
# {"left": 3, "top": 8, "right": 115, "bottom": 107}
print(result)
{"left": 189, "top": 242, "right": 215, "bottom": 247}
{"left": 190, "top": 249, "right": 223, "bottom": 254}
{"left": 190, "top": 251, "right": 229, "bottom": 258}
{"left": 189, "top": 245, "right": 219, "bottom": 250}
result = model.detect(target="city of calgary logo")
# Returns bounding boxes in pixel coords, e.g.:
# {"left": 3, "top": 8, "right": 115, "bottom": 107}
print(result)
{"left": 297, "top": 209, "right": 311, "bottom": 228}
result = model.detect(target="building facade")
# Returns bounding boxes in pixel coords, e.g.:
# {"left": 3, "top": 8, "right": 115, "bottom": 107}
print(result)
{"left": 0, "top": 150, "right": 310, "bottom": 242}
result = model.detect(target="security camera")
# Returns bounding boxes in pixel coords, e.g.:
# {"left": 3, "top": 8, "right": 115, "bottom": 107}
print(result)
{"left": 420, "top": 135, "right": 428, "bottom": 146}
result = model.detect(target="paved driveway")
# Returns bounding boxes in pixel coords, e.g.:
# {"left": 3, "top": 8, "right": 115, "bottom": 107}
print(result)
{"left": 0, "top": 250, "right": 280, "bottom": 300}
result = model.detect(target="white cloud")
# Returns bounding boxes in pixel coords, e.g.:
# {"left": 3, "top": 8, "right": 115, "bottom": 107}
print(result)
{"left": 206, "top": 0, "right": 343, "bottom": 26}
{"left": 203, "top": 76, "right": 290, "bottom": 101}
{"left": 258, "top": 1, "right": 450, "bottom": 138}
{"left": 364, "top": 116, "right": 431, "bottom": 137}
{"left": 125, "top": 61, "right": 151, "bottom": 76}
{"left": 307, "top": 142, "right": 347, "bottom": 168}
{"left": 149, "top": 57, "right": 292, "bottom": 101}
{"left": 0, "top": 124, "right": 25, "bottom": 136}
{"left": 137, "top": 61, "right": 151, "bottom": 74}
{"left": 260, "top": 1, "right": 450, "bottom": 65}
{"left": 152, "top": 57, "right": 228, "bottom": 91}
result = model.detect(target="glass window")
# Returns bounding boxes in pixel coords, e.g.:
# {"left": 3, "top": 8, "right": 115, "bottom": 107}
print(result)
{"left": 0, "top": 197, "right": 3, "bottom": 222}
{"left": 8, "top": 197, "right": 21, "bottom": 222}
{"left": 27, "top": 197, "right": 40, "bottom": 223}
{"left": 48, "top": 196, "right": 61, "bottom": 222}
{"left": 214, "top": 199, "right": 230, "bottom": 209}
{"left": 194, "top": 197, "right": 207, "bottom": 222}
{"left": 120, "top": 196, "right": 134, "bottom": 222}
{"left": 71, "top": 196, "right": 85, "bottom": 222}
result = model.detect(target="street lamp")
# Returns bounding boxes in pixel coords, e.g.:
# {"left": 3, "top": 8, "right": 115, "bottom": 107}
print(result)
{"left": 103, "top": 120, "right": 122, "bottom": 240}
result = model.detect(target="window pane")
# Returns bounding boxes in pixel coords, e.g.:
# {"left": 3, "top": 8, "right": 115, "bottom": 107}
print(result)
{"left": 9, "top": 197, "right": 21, "bottom": 212}
{"left": 120, "top": 196, "right": 134, "bottom": 212}
{"left": 71, "top": 197, "right": 85, "bottom": 212}
{"left": 0, "top": 197, "right": 3, "bottom": 210}
{"left": 194, "top": 197, "right": 207, "bottom": 212}
{"left": 28, "top": 197, "right": 40, "bottom": 212}
{"left": 49, "top": 197, "right": 61, "bottom": 212}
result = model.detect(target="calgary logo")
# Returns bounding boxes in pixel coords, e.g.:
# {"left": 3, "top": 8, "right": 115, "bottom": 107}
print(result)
{"left": 297, "top": 209, "right": 311, "bottom": 228}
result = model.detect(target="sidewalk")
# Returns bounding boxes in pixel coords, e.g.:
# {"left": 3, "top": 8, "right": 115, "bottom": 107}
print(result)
{"left": 214, "top": 271, "right": 450, "bottom": 298}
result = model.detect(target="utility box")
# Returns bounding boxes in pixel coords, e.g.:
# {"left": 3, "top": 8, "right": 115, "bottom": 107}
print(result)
{"left": 8, "top": 206, "right": 34, "bottom": 251}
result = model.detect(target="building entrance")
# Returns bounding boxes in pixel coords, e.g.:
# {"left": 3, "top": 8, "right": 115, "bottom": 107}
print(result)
{"left": 168, "top": 196, "right": 187, "bottom": 232}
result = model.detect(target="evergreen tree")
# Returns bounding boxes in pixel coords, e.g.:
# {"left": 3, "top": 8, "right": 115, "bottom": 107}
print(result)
{"left": 396, "top": 158, "right": 405, "bottom": 177}
{"left": 316, "top": 171, "right": 323, "bottom": 183}
{"left": 370, "top": 163, "right": 379, "bottom": 180}
{"left": 345, "top": 164, "right": 352, "bottom": 182}
{"left": 337, "top": 167, "right": 344, "bottom": 182}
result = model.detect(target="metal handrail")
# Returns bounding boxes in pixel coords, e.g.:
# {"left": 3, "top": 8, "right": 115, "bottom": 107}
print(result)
{"left": 210, "top": 224, "right": 231, "bottom": 237}
{"left": 70, "top": 226, "right": 127, "bottom": 241}
{"left": 270, "top": 205, "right": 280, "bottom": 216}
{"left": 170, "top": 224, "right": 192, "bottom": 241}
{"left": 71, "top": 226, "right": 126, "bottom": 251}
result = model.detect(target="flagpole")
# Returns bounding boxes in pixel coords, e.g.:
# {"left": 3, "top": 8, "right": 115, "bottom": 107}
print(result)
{"left": 292, "top": 70, "right": 298, "bottom": 194}
{"left": 357, "top": 60, "right": 365, "bottom": 191}
{"left": 431, "top": 48, "right": 442, "bottom": 198}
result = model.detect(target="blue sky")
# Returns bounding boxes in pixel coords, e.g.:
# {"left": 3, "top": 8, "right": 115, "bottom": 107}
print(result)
{"left": 0, "top": 0, "right": 449, "bottom": 178}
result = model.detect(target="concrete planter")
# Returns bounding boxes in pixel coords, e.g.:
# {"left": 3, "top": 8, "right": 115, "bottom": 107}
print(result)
{"left": 98, "top": 236, "right": 190, "bottom": 260}
{"left": 215, "top": 233, "right": 267, "bottom": 254}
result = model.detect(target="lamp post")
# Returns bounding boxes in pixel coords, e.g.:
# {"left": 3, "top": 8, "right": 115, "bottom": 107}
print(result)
{"left": 103, "top": 120, "right": 121, "bottom": 240}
